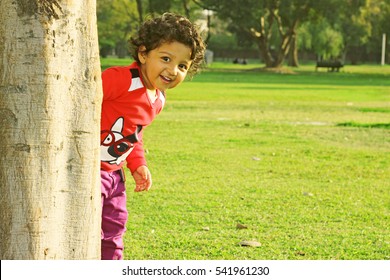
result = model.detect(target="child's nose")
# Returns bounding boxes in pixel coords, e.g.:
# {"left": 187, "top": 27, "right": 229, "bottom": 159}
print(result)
{"left": 167, "top": 65, "right": 178, "bottom": 76}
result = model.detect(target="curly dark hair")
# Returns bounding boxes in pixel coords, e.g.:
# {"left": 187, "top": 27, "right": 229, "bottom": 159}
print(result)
{"left": 129, "top": 13, "right": 206, "bottom": 76}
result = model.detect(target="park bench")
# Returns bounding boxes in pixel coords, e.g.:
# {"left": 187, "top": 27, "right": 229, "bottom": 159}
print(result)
{"left": 316, "top": 60, "right": 344, "bottom": 72}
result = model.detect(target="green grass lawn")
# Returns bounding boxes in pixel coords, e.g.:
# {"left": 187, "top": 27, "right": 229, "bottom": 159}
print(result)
{"left": 101, "top": 58, "right": 390, "bottom": 260}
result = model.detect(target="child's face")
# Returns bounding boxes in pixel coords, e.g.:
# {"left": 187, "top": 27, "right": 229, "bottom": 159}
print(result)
{"left": 138, "top": 41, "right": 193, "bottom": 92}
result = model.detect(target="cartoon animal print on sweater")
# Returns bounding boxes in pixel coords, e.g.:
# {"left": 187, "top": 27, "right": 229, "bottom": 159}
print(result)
{"left": 100, "top": 117, "right": 142, "bottom": 165}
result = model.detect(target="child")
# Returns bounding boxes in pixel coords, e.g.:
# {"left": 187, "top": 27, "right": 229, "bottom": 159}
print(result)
{"left": 100, "top": 12, "right": 205, "bottom": 260}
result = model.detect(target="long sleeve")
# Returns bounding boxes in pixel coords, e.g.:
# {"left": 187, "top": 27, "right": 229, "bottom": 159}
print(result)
{"left": 126, "top": 130, "right": 147, "bottom": 173}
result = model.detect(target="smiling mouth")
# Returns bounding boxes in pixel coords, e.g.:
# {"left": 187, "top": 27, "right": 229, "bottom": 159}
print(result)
{"left": 160, "top": 75, "right": 173, "bottom": 83}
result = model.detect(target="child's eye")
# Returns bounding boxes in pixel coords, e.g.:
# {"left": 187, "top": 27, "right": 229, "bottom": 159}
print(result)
{"left": 179, "top": 64, "right": 188, "bottom": 71}
{"left": 162, "top": 57, "right": 170, "bottom": 62}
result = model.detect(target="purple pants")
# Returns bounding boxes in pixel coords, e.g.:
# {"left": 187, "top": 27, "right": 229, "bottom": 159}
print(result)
{"left": 101, "top": 169, "right": 128, "bottom": 260}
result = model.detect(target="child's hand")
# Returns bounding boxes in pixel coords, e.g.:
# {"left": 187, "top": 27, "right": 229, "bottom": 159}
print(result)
{"left": 132, "top": 165, "right": 152, "bottom": 192}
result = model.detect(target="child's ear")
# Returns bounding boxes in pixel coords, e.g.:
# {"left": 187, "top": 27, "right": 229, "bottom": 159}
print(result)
{"left": 138, "top": 46, "right": 147, "bottom": 64}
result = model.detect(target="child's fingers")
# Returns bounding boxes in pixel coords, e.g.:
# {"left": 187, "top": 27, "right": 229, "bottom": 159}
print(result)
{"left": 133, "top": 166, "right": 152, "bottom": 192}
{"left": 134, "top": 180, "right": 149, "bottom": 192}
{"left": 134, "top": 183, "right": 144, "bottom": 192}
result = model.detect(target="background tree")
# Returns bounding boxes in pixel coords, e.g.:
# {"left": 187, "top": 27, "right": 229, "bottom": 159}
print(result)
{"left": 299, "top": 19, "right": 344, "bottom": 61}
{"left": 97, "top": 0, "right": 200, "bottom": 58}
{"left": 145, "top": 0, "right": 199, "bottom": 19}
{"left": 199, "top": 0, "right": 327, "bottom": 67}
{"left": 97, "top": 0, "right": 139, "bottom": 58}
{"left": 328, "top": 0, "right": 372, "bottom": 64}
{"left": 199, "top": 0, "right": 381, "bottom": 66}
{"left": 0, "top": 0, "right": 102, "bottom": 259}
{"left": 136, "top": 0, "right": 144, "bottom": 23}
{"left": 148, "top": 0, "right": 172, "bottom": 15}
{"left": 180, "top": 0, "right": 192, "bottom": 19}
{"left": 357, "top": 0, "right": 390, "bottom": 63}
{"left": 96, "top": 0, "right": 388, "bottom": 64}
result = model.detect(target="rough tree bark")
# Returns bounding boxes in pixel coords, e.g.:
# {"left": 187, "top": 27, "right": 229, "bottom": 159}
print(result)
{"left": 0, "top": 0, "right": 102, "bottom": 259}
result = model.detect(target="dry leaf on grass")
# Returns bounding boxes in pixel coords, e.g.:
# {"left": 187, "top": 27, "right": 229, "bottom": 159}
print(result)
{"left": 239, "top": 240, "right": 261, "bottom": 247}
{"left": 303, "top": 192, "right": 314, "bottom": 197}
{"left": 236, "top": 223, "right": 248, "bottom": 229}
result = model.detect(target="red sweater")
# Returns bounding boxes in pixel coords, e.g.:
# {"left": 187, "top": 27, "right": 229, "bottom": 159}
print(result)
{"left": 100, "top": 62, "right": 165, "bottom": 173}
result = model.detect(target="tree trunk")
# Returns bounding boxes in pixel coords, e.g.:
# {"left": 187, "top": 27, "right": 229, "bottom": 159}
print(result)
{"left": 254, "top": 15, "right": 300, "bottom": 68}
{"left": 288, "top": 34, "right": 299, "bottom": 67}
{"left": 257, "top": 41, "right": 275, "bottom": 67}
{"left": 0, "top": 0, "right": 102, "bottom": 260}
{"left": 181, "top": 0, "right": 191, "bottom": 19}
{"left": 252, "top": 16, "right": 275, "bottom": 68}
{"left": 135, "top": 0, "right": 143, "bottom": 24}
